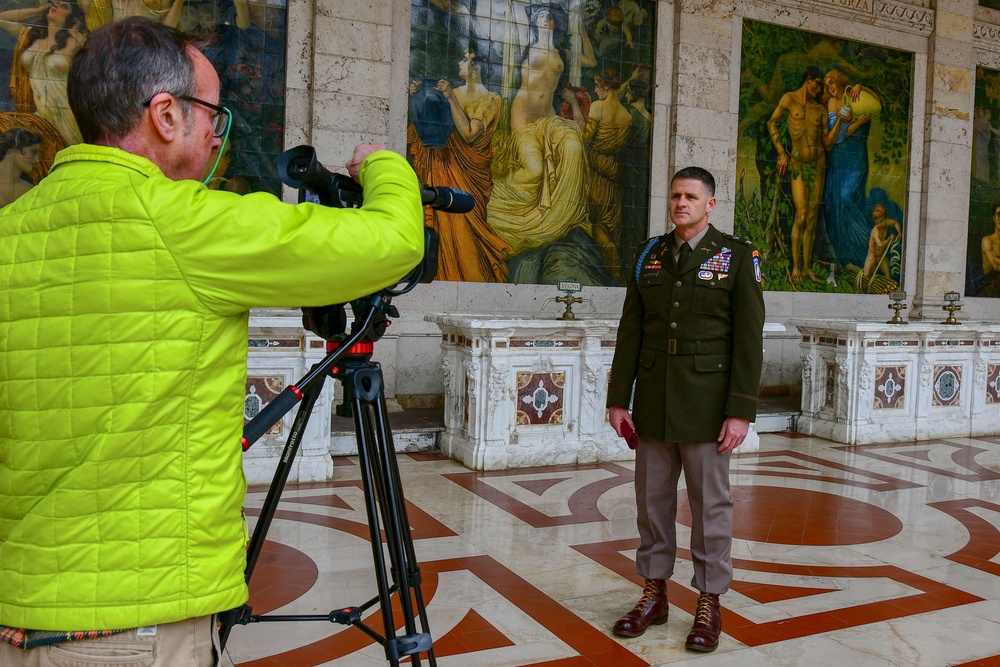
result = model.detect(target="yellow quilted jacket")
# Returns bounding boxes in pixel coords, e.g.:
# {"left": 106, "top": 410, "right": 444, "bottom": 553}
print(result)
{"left": 0, "top": 144, "right": 423, "bottom": 630}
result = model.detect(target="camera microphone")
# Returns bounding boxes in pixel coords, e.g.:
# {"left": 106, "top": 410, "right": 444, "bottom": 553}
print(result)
{"left": 420, "top": 186, "right": 474, "bottom": 213}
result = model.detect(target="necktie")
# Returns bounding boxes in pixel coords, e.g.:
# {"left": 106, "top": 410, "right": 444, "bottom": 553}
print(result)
{"left": 677, "top": 242, "right": 692, "bottom": 268}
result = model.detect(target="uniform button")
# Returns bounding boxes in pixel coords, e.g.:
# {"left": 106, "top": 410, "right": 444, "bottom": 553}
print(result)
{"left": 717, "top": 363, "right": 723, "bottom": 369}
{"left": 675, "top": 280, "right": 682, "bottom": 287}
{"left": 673, "top": 302, "right": 679, "bottom": 308}
{"left": 670, "top": 322, "right": 677, "bottom": 329}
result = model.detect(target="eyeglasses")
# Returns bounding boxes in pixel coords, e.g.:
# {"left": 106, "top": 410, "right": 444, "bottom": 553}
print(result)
{"left": 177, "top": 95, "right": 232, "bottom": 138}
{"left": 143, "top": 93, "right": 232, "bottom": 138}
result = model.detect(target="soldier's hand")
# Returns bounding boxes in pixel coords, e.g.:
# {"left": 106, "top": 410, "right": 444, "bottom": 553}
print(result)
{"left": 608, "top": 406, "right": 634, "bottom": 439}
{"left": 717, "top": 417, "right": 750, "bottom": 453}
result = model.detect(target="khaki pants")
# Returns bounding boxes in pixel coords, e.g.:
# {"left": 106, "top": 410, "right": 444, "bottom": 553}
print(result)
{"left": 0, "top": 615, "right": 221, "bottom": 667}
{"left": 634, "top": 437, "right": 734, "bottom": 594}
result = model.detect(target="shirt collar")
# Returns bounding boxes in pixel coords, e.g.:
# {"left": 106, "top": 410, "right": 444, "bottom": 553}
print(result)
{"left": 673, "top": 225, "right": 710, "bottom": 253}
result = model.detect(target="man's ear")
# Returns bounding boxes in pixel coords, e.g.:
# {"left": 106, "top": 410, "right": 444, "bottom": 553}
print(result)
{"left": 706, "top": 196, "right": 717, "bottom": 214}
{"left": 146, "top": 92, "right": 181, "bottom": 142}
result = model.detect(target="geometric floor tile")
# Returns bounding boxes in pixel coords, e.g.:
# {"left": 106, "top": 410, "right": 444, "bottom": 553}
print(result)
{"left": 224, "top": 433, "right": 1000, "bottom": 666}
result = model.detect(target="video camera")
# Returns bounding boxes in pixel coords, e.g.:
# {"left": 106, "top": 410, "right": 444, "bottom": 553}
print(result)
{"left": 275, "top": 144, "right": 469, "bottom": 342}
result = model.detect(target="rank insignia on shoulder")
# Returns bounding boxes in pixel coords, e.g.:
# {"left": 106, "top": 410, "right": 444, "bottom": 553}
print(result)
{"left": 752, "top": 255, "right": 762, "bottom": 283}
{"left": 698, "top": 270, "right": 714, "bottom": 280}
{"left": 724, "top": 232, "right": 754, "bottom": 247}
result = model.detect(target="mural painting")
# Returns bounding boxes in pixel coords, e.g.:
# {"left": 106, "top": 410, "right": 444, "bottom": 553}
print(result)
{"left": 965, "top": 67, "right": 1000, "bottom": 298}
{"left": 407, "top": 0, "right": 657, "bottom": 286}
{"left": 736, "top": 19, "right": 912, "bottom": 294}
{"left": 0, "top": 0, "right": 286, "bottom": 203}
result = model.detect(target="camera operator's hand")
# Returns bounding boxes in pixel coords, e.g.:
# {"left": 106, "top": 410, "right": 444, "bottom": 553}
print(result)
{"left": 346, "top": 143, "right": 386, "bottom": 181}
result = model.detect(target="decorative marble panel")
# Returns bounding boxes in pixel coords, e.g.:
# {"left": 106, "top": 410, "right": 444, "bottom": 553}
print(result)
{"left": 825, "top": 362, "right": 836, "bottom": 408}
{"left": 516, "top": 372, "right": 565, "bottom": 426}
{"left": 249, "top": 337, "right": 303, "bottom": 349}
{"left": 932, "top": 365, "right": 962, "bottom": 407}
{"left": 873, "top": 366, "right": 906, "bottom": 410}
{"left": 245, "top": 376, "right": 285, "bottom": 436}
{"left": 509, "top": 339, "right": 581, "bottom": 349}
{"left": 988, "top": 365, "right": 1000, "bottom": 404}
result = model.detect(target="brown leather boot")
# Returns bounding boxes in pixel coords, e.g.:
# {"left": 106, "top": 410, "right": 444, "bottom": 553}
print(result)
{"left": 612, "top": 578, "right": 668, "bottom": 637}
{"left": 685, "top": 592, "right": 722, "bottom": 652}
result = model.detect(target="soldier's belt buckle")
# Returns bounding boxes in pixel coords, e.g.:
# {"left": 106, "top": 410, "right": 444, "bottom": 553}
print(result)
{"left": 668, "top": 339, "right": 676, "bottom": 355}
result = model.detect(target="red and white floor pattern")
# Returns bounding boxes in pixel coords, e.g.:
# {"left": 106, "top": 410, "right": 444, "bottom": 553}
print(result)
{"left": 224, "top": 433, "right": 1000, "bottom": 666}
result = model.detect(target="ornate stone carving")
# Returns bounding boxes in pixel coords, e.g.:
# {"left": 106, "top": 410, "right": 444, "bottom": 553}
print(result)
{"left": 800, "top": 351, "right": 813, "bottom": 383}
{"left": 753, "top": 0, "right": 933, "bottom": 36}
{"left": 859, "top": 359, "right": 872, "bottom": 393}
{"left": 488, "top": 362, "right": 510, "bottom": 407}
{"left": 876, "top": 1, "right": 932, "bottom": 33}
{"left": 975, "top": 21, "right": 1000, "bottom": 53}
{"left": 441, "top": 355, "right": 456, "bottom": 393}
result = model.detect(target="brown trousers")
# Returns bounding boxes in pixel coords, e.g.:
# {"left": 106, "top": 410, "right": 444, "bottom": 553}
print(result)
{"left": 633, "top": 437, "right": 733, "bottom": 594}
{"left": 0, "top": 615, "right": 222, "bottom": 667}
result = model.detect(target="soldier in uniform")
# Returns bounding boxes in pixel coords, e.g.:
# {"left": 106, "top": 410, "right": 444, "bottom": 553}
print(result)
{"left": 607, "top": 166, "right": 765, "bottom": 652}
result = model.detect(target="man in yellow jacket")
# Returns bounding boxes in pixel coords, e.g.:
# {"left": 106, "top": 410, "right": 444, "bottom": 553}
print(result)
{"left": 0, "top": 17, "right": 424, "bottom": 666}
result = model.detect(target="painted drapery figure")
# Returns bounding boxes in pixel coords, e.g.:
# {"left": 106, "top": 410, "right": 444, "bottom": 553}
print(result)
{"left": 407, "top": 0, "right": 657, "bottom": 285}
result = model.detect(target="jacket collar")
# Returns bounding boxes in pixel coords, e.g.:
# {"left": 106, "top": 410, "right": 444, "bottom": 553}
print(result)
{"left": 51, "top": 144, "right": 166, "bottom": 179}
{"left": 669, "top": 224, "right": 725, "bottom": 275}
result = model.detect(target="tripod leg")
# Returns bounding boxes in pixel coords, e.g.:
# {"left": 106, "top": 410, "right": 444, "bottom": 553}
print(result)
{"left": 220, "top": 377, "right": 326, "bottom": 650}
{"left": 369, "top": 386, "right": 437, "bottom": 666}
{"left": 348, "top": 366, "right": 435, "bottom": 666}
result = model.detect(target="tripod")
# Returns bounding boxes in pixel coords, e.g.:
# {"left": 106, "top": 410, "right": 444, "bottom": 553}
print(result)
{"left": 218, "top": 292, "right": 436, "bottom": 667}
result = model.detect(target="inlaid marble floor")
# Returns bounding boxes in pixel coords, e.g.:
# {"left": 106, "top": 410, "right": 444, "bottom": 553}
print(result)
{"left": 223, "top": 432, "right": 1000, "bottom": 666}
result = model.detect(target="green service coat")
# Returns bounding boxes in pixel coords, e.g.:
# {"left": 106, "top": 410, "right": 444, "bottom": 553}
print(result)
{"left": 0, "top": 144, "right": 424, "bottom": 631}
{"left": 607, "top": 225, "right": 765, "bottom": 442}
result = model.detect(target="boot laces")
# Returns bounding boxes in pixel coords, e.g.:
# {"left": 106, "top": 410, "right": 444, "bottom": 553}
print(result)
{"left": 631, "top": 580, "right": 661, "bottom": 613}
{"left": 694, "top": 594, "right": 715, "bottom": 625}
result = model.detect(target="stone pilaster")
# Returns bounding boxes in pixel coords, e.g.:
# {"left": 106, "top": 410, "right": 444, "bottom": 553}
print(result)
{"left": 669, "top": 0, "right": 739, "bottom": 230}
{"left": 912, "top": 0, "right": 975, "bottom": 319}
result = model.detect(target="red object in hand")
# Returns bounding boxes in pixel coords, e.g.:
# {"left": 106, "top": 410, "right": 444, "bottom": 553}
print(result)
{"left": 621, "top": 421, "right": 638, "bottom": 450}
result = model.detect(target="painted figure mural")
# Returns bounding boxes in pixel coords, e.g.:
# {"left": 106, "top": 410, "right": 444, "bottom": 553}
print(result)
{"left": 408, "top": 0, "right": 657, "bottom": 285}
{"left": 737, "top": 19, "right": 912, "bottom": 294}
{"left": 965, "top": 67, "right": 1000, "bottom": 298}
{"left": 0, "top": 0, "right": 286, "bottom": 201}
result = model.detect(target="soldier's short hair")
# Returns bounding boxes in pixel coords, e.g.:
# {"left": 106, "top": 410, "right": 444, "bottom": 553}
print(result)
{"left": 671, "top": 166, "right": 715, "bottom": 197}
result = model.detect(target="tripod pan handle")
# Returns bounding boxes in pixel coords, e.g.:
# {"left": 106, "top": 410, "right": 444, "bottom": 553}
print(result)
{"left": 242, "top": 385, "right": 303, "bottom": 450}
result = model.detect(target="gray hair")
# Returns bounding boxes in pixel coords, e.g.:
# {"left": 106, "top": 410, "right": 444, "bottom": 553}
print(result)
{"left": 68, "top": 17, "right": 199, "bottom": 143}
